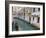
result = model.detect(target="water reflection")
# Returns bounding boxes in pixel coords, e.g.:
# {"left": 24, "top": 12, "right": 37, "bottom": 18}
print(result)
{"left": 15, "top": 23, "right": 19, "bottom": 31}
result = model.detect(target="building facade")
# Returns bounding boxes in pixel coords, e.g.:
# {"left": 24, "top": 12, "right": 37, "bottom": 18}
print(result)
{"left": 31, "top": 8, "right": 40, "bottom": 28}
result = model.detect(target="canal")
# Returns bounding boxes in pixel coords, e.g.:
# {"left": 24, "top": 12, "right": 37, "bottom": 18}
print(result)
{"left": 12, "top": 17, "right": 40, "bottom": 31}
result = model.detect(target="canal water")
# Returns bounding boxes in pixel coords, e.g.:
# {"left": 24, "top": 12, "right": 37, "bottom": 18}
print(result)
{"left": 12, "top": 17, "right": 40, "bottom": 31}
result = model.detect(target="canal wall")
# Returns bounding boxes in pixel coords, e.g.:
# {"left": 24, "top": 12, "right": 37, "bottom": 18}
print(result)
{"left": 32, "top": 23, "right": 40, "bottom": 28}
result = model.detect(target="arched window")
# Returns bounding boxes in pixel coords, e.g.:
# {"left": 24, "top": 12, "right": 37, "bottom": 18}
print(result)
{"left": 33, "top": 8, "right": 35, "bottom": 12}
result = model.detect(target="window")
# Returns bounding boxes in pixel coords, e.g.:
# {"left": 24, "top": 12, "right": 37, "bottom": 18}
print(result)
{"left": 37, "top": 17, "right": 40, "bottom": 23}
{"left": 33, "top": 17, "right": 34, "bottom": 21}
{"left": 38, "top": 8, "right": 40, "bottom": 11}
{"left": 33, "top": 8, "right": 35, "bottom": 12}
